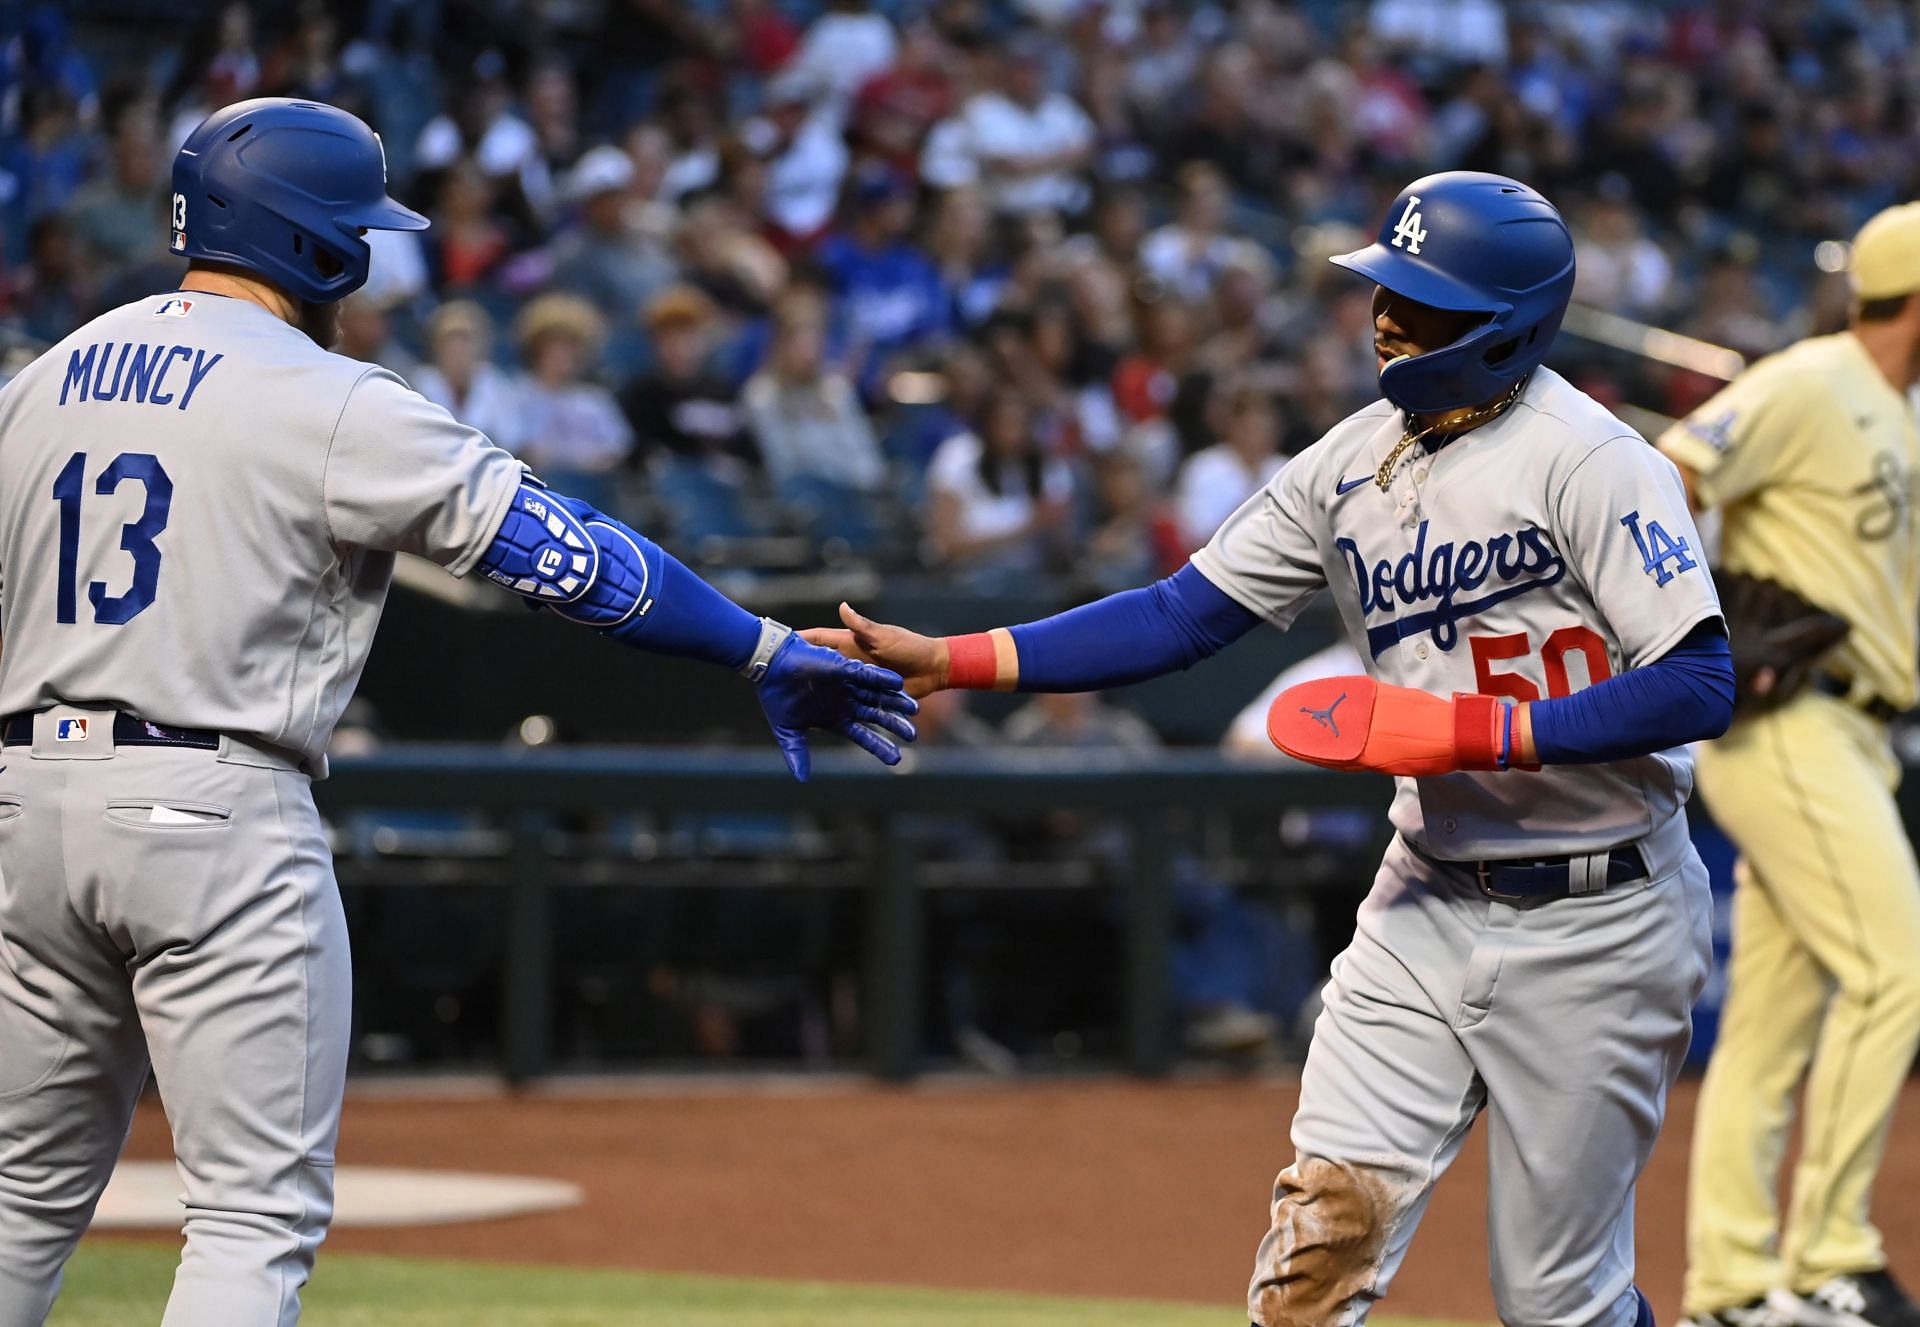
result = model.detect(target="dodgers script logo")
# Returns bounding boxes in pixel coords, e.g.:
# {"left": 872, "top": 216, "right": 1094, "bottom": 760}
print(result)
{"left": 1338, "top": 520, "right": 1567, "bottom": 657}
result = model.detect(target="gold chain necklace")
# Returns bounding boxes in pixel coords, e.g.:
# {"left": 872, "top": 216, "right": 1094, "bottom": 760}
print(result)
{"left": 1373, "top": 381, "right": 1525, "bottom": 492}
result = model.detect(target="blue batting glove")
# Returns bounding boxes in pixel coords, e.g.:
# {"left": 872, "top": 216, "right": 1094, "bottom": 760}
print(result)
{"left": 749, "top": 624, "right": 918, "bottom": 781}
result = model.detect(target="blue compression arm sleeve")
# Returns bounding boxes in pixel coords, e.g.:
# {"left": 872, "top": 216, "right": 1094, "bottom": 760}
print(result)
{"left": 475, "top": 483, "right": 761, "bottom": 669}
{"left": 609, "top": 548, "right": 762, "bottom": 667}
{"left": 1529, "top": 619, "right": 1733, "bottom": 764}
{"left": 1006, "top": 563, "right": 1263, "bottom": 692}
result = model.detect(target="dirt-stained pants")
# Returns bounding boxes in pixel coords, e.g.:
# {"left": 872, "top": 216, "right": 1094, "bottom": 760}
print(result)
{"left": 1249, "top": 814, "right": 1711, "bottom": 1327}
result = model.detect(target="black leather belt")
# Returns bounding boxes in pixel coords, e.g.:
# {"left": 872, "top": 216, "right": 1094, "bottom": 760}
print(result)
{"left": 1409, "top": 840, "right": 1649, "bottom": 901}
{"left": 1811, "top": 672, "right": 1902, "bottom": 723}
{"left": 1, "top": 711, "right": 221, "bottom": 751}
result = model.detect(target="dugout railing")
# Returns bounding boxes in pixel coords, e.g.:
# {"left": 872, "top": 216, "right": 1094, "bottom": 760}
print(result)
{"left": 316, "top": 748, "right": 1395, "bottom": 1083}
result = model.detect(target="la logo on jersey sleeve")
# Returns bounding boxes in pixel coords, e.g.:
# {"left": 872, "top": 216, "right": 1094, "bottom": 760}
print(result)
{"left": 1619, "top": 510, "right": 1698, "bottom": 586}
{"left": 1682, "top": 409, "right": 1737, "bottom": 455}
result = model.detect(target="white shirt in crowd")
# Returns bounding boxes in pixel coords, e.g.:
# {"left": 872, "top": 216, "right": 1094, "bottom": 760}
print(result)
{"left": 514, "top": 379, "right": 633, "bottom": 474}
{"left": 742, "top": 372, "right": 887, "bottom": 491}
{"left": 752, "top": 111, "right": 851, "bottom": 236}
{"left": 1175, "top": 445, "right": 1287, "bottom": 549}
{"left": 414, "top": 109, "right": 553, "bottom": 212}
{"left": 786, "top": 13, "right": 899, "bottom": 121}
{"left": 1573, "top": 237, "right": 1673, "bottom": 321}
{"left": 1368, "top": 0, "right": 1508, "bottom": 66}
{"left": 413, "top": 362, "right": 527, "bottom": 454}
{"left": 925, "top": 92, "right": 1096, "bottom": 215}
{"left": 1139, "top": 226, "right": 1268, "bottom": 303}
{"left": 359, "top": 229, "right": 431, "bottom": 307}
{"left": 925, "top": 430, "right": 1075, "bottom": 552}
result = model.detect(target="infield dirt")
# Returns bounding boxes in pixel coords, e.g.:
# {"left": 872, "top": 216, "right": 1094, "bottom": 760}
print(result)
{"left": 112, "top": 1076, "right": 1920, "bottom": 1322}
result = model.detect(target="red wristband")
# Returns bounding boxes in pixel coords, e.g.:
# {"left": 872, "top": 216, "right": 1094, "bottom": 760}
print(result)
{"left": 945, "top": 632, "right": 999, "bottom": 690}
{"left": 1452, "top": 693, "right": 1506, "bottom": 770}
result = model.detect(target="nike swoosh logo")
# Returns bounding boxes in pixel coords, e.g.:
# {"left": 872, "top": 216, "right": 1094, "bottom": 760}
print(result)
{"left": 1335, "top": 475, "right": 1372, "bottom": 495}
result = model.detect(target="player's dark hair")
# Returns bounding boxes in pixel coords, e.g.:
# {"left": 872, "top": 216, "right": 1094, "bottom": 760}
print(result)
{"left": 1856, "top": 293, "right": 1915, "bottom": 323}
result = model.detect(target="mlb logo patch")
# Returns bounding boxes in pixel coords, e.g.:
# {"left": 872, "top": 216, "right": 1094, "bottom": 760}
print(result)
{"left": 155, "top": 297, "right": 193, "bottom": 317}
{"left": 55, "top": 717, "right": 89, "bottom": 742}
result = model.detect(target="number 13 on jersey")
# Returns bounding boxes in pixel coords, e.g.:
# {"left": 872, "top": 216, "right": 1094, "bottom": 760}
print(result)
{"left": 53, "top": 450, "right": 174, "bottom": 625}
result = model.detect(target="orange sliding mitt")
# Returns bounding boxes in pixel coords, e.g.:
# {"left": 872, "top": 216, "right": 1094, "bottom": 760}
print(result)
{"left": 1267, "top": 676, "right": 1510, "bottom": 776}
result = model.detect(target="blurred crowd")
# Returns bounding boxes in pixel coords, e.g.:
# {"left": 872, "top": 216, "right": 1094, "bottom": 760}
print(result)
{"left": 5, "top": 0, "right": 1914, "bottom": 593}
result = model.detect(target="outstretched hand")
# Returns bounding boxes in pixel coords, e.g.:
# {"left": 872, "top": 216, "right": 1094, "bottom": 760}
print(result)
{"left": 799, "top": 603, "right": 950, "bottom": 699}
{"left": 756, "top": 631, "right": 918, "bottom": 780}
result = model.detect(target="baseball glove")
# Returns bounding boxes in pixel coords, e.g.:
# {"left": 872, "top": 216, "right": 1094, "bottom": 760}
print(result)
{"left": 1718, "top": 570, "right": 1850, "bottom": 714}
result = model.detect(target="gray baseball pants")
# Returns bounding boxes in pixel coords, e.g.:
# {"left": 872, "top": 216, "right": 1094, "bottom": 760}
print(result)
{"left": 0, "top": 708, "right": 347, "bottom": 1326}
{"left": 1249, "top": 812, "right": 1712, "bottom": 1327}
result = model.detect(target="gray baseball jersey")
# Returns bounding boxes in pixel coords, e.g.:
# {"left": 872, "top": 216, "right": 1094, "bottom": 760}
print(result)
{"left": 1200, "top": 367, "right": 1723, "bottom": 1327}
{"left": 0, "top": 291, "right": 525, "bottom": 767}
{"left": 0, "top": 291, "right": 522, "bottom": 1327}
{"left": 1192, "top": 366, "right": 1721, "bottom": 858}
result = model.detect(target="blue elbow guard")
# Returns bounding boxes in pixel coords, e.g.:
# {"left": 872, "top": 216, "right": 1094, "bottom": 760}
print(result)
{"left": 477, "top": 483, "right": 656, "bottom": 629}
{"left": 476, "top": 481, "right": 763, "bottom": 669}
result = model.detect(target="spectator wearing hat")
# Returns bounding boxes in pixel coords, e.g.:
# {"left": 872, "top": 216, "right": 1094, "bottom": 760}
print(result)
{"left": 620, "top": 285, "right": 748, "bottom": 470}
{"left": 415, "top": 300, "right": 524, "bottom": 450}
{"left": 512, "top": 293, "right": 633, "bottom": 479}
{"left": 817, "top": 166, "right": 951, "bottom": 399}
{"left": 742, "top": 291, "right": 886, "bottom": 494}
{"left": 549, "top": 144, "right": 678, "bottom": 321}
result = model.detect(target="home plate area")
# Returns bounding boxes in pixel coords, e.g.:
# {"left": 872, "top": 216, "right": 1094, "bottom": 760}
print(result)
{"left": 92, "top": 1161, "right": 583, "bottom": 1229}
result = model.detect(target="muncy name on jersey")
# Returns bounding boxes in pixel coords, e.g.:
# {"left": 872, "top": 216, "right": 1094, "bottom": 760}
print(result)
{"left": 1337, "top": 519, "right": 1567, "bottom": 658}
{"left": 58, "top": 341, "right": 225, "bottom": 411}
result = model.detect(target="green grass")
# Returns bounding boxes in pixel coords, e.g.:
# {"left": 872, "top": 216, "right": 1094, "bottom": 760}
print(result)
{"left": 50, "top": 1240, "right": 1479, "bottom": 1326}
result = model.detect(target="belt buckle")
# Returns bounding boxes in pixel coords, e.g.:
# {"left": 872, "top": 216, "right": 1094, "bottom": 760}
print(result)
{"left": 1474, "top": 861, "right": 1525, "bottom": 902}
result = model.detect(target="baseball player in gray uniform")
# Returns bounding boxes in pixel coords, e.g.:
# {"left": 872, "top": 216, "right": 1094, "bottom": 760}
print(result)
{"left": 0, "top": 98, "right": 915, "bottom": 1327}
{"left": 807, "top": 173, "right": 1734, "bottom": 1326}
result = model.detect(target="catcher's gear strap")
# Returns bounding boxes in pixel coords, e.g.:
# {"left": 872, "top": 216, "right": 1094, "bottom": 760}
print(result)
{"left": 1527, "top": 617, "right": 1732, "bottom": 764}
{"left": 475, "top": 482, "right": 761, "bottom": 669}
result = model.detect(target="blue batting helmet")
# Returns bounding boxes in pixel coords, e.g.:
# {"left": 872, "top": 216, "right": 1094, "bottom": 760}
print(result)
{"left": 171, "top": 98, "right": 427, "bottom": 304}
{"left": 1331, "top": 171, "right": 1575, "bottom": 415}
